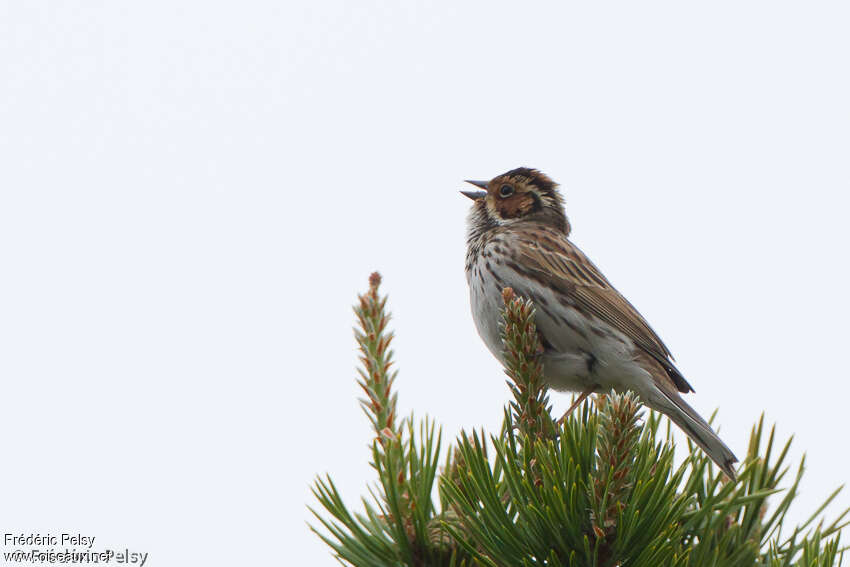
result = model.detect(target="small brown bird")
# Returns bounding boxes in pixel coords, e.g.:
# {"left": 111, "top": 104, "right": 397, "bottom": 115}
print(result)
{"left": 462, "top": 167, "right": 737, "bottom": 480}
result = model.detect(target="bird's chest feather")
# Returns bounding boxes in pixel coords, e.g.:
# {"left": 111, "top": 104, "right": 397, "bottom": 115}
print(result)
{"left": 466, "top": 255, "right": 505, "bottom": 360}
{"left": 466, "top": 249, "right": 644, "bottom": 392}
{"left": 466, "top": 253, "right": 594, "bottom": 363}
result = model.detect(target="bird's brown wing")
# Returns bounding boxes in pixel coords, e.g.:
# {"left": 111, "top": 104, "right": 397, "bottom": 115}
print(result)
{"left": 513, "top": 227, "right": 694, "bottom": 393}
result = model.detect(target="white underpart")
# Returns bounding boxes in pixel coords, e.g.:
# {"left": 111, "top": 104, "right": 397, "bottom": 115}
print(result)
{"left": 467, "top": 251, "right": 656, "bottom": 397}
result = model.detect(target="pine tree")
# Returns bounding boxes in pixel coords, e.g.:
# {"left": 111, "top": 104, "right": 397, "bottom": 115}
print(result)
{"left": 310, "top": 274, "right": 848, "bottom": 567}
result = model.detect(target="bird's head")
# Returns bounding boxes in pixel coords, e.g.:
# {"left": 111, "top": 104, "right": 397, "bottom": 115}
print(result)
{"left": 462, "top": 167, "right": 570, "bottom": 235}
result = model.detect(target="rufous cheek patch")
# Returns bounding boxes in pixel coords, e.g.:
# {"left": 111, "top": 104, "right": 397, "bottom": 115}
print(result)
{"left": 498, "top": 194, "right": 536, "bottom": 219}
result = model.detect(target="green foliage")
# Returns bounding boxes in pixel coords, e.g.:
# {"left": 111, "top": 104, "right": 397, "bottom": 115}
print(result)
{"left": 500, "top": 287, "right": 556, "bottom": 444}
{"left": 310, "top": 275, "right": 848, "bottom": 567}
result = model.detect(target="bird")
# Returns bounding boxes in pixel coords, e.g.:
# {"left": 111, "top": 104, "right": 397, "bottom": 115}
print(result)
{"left": 462, "top": 167, "right": 738, "bottom": 480}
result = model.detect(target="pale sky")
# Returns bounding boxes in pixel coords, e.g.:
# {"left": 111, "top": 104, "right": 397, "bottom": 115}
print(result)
{"left": 2, "top": 2, "right": 849, "bottom": 565}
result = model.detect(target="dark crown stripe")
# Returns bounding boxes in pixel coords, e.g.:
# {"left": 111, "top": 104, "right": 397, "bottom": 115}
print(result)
{"left": 504, "top": 167, "right": 556, "bottom": 194}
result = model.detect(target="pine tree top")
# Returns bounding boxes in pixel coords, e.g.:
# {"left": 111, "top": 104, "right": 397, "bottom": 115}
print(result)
{"left": 311, "top": 274, "right": 848, "bottom": 567}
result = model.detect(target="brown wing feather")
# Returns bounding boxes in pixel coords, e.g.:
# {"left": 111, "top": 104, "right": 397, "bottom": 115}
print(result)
{"left": 513, "top": 227, "right": 694, "bottom": 393}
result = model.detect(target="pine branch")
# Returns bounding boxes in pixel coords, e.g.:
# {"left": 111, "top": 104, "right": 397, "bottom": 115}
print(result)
{"left": 500, "top": 287, "right": 556, "bottom": 444}
{"left": 589, "top": 392, "right": 642, "bottom": 561}
{"left": 312, "top": 273, "right": 846, "bottom": 567}
{"left": 311, "top": 273, "right": 469, "bottom": 567}
{"left": 354, "top": 271, "right": 399, "bottom": 446}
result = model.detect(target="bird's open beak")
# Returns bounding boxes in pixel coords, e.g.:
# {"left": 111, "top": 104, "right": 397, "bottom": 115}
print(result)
{"left": 461, "top": 180, "right": 488, "bottom": 200}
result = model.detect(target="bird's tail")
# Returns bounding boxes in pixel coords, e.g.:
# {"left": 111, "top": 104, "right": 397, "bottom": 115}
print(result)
{"left": 647, "top": 387, "right": 738, "bottom": 481}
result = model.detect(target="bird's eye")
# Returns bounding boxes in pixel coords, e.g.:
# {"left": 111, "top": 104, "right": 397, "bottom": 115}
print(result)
{"left": 499, "top": 185, "right": 514, "bottom": 198}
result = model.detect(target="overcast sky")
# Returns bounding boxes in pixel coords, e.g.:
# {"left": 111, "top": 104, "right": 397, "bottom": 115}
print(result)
{"left": 2, "top": 1, "right": 849, "bottom": 565}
